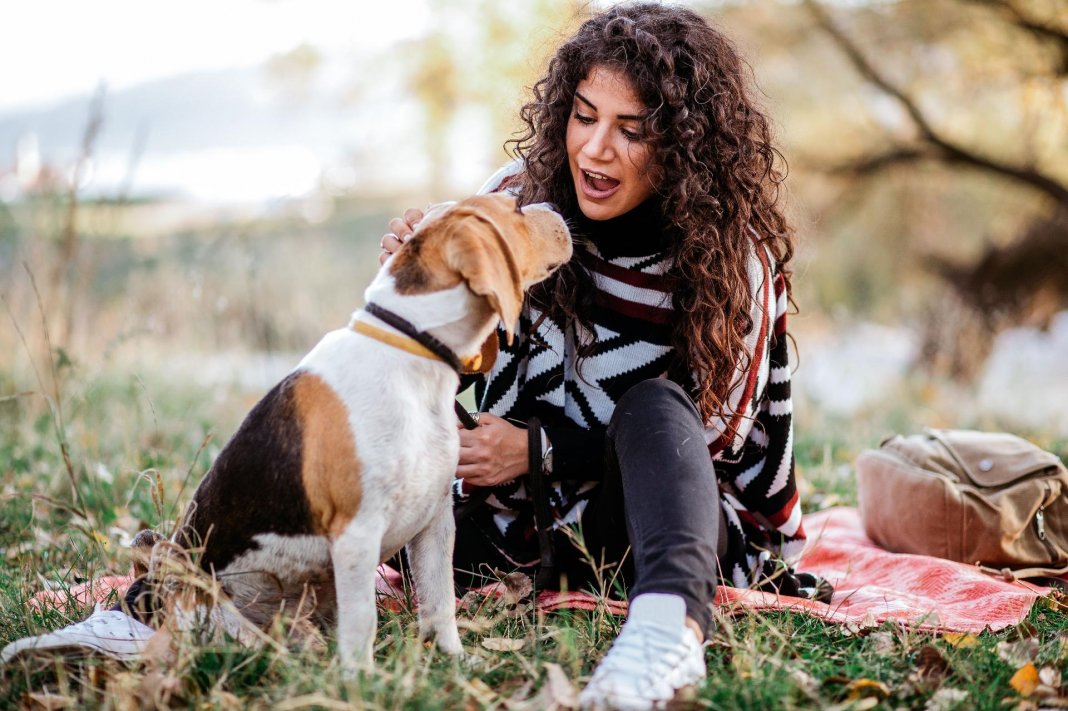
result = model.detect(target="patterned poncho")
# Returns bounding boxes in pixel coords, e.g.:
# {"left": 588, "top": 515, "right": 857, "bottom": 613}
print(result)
{"left": 456, "top": 164, "right": 807, "bottom": 590}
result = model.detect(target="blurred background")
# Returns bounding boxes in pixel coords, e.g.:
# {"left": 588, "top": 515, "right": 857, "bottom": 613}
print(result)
{"left": 1, "top": 0, "right": 1066, "bottom": 478}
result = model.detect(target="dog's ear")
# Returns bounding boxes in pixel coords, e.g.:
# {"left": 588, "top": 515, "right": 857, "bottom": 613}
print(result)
{"left": 443, "top": 211, "right": 522, "bottom": 345}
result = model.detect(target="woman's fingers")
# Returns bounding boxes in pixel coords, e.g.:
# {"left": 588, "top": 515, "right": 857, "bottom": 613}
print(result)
{"left": 402, "top": 208, "right": 424, "bottom": 231}
{"left": 387, "top": 209, "right": 424, "bottom": 242}
{"left": 378, "top": 232, "right": 404, "bottom": 265}
{"left": 380, "top": 208, "right": 426, "bottom": 266}
{"left": 387, "top": 217, "right": 413, "bottom": 241}
{"left": 455, "top": 414, "right": 527, "bottom": 487}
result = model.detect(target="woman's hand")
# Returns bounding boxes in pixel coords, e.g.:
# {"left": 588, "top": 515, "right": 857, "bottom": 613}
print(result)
{"left": 457, "top": 413, "right": 528, "bottom": 487}
{"left": 378, "top": 208, "right": 424, "bottom": 265}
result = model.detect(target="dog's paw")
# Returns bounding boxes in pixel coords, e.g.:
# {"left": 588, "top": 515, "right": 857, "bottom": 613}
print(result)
{"left": 434, "top": 627, "right": 464, "bottom": 657}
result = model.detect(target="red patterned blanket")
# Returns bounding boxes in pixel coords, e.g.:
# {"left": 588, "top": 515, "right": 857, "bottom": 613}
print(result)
{"left": 35, "top": 508, "right": 1050, "bottom": 634}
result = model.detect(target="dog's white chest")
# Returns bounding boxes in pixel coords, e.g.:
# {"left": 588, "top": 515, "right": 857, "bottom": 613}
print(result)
{"left": 298, "top": 329, "right": 460, "bottom": 554}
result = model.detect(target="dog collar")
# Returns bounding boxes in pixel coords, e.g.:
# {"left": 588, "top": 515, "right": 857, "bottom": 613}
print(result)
{"left": 355, "top": 302, "right": 482, "bottom": 374}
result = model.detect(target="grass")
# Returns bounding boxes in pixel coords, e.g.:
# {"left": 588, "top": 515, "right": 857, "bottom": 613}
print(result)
{"left": 1, "top": 198, "right": 1067, "bottom": 709}
{"left": 1, "top": 358, "right": 1067, "bottom": 710}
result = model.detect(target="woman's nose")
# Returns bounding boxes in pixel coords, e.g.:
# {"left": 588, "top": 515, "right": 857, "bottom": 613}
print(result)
{"left": 581, "top": 124, "right": 613, "bottom": 161}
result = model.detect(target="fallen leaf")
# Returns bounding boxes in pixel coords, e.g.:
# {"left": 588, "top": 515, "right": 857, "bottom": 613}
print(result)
{"left": 916, "top": 645, "right": 951, "bottom": 682}
{"left": 870, "top": 630, "right": 896, "bottom": 655}
{"left": 942, "top": 632, "right": 979, "bottom": 648}
{"left": 504, "top": 680, "right": 533, "bottom": 706}
{"left": 499, "top": 572, "right": 533, "bottom": 607}
{"left": 22, "top": 692, "right": 75, "bottom": 710}
{"left": 463, "top": 678, "right": 496, "bottom": 706}
{"left": 845, "top": 678, "right": 891, "bottom": 701}
{"left": 1009, "top": 622, "right": 1040, "bottom": 641}
{"left": 1011, "top": 663, "right": 1041, "bottom": 696}
{"left": 481, "top": 637, "right": 525, "bottom": 652}
{"left": 540, "top": 663, "right": 579, "bottom": 710}
{"left": 139, "top": 670, "right": 183, "bottom": 707}
{"left": 104, "top": 671, "right": 145, "bottom": 711}
{"left": 1039, "top": 666, "right": 1062, "bottom": 689}
{"left": 998, "top": 638, "right": 1040, "bottom": 667}
{"left": 824, "top": 699, "right": 879, "bottom": 711}
{"left": 924, "top": 687, "right": 968, "bottom": 711}
{"left": 1042, "top": 590, "right": 1068, "bottom": 614}
{"left": 89, "top": 529, "right": 111, "bottom": 550}
{"left": 789, "top": 667, "right": 821, "bottom": 700}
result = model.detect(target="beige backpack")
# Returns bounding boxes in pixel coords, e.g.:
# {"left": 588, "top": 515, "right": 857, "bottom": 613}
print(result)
{"left": 856, "top": 428, "right": 1068, "bottom": 579}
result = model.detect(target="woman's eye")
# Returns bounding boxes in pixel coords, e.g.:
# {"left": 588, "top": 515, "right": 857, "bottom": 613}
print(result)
{"left": 621, "top": 127, "right": 640, "bottom": 141}
{"left": 573, "top": 112, "right": 595, "bottom": 125}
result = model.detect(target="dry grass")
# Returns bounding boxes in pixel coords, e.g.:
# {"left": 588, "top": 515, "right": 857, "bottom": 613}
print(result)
{"left": 1, "top": 197, "right": 1067, "bottom": 709}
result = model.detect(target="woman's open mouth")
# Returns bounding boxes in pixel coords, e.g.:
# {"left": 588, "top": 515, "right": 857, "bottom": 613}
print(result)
{"left": 579, "top": 168, "right": 621, "bottom": 200}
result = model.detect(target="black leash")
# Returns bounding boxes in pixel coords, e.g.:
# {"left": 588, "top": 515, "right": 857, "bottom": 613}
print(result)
{"left": 527, "top": 416, "right": 558, "bottom": 590}
{"left": 454, "top": 401, "right": 479, "bottom": 430}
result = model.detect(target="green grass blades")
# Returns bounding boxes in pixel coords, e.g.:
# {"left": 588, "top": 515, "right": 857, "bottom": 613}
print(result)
{"left": 2, "top": 295, "right": 1068, "bottom": 709}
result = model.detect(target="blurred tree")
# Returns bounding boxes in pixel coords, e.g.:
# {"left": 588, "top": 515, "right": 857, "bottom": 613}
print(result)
{"left": 786, "top": 0, "right": 1067, "bottom": 377}
{"left": 398, "top": 0, "right": 585, "bottom": 199}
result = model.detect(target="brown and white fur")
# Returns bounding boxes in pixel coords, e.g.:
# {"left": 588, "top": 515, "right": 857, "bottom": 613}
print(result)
{"left": 127, "top": 194, "right": 571, "bottom": 669}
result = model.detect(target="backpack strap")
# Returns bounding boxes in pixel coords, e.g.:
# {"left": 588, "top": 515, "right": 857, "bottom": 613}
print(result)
{"left": 977, "top": 562, "right": 1068, "bottom": 582}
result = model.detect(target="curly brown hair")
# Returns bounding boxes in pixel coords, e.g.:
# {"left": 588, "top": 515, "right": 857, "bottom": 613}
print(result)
{"left": 508, "top": 2, "right": 795, "bottom": 427}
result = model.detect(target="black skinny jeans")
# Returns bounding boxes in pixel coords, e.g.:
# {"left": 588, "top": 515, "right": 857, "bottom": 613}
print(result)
{"left": 455, "top": 378, "right": 724, "bottom": 634}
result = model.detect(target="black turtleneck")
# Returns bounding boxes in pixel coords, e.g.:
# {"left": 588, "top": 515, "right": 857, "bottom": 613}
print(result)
{"left": 570, "top": 198, "right": 671, "bottom": 259}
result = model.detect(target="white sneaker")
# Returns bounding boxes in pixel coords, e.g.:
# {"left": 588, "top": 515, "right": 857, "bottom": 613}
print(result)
{"left": 579, "top": 593, "right": 706, "bottom": 711}
{"left": 1, "top": 607, "right": 155, "bottom": 664}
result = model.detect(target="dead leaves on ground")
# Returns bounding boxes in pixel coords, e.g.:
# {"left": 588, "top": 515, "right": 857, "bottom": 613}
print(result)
{"left": 780, "top": 617, "right": 1068, "bottom": 710}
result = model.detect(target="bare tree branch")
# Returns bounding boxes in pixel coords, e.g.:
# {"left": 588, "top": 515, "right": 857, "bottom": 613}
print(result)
{"left": 803, "top": 0, "right": 1068, "bottom": 206}
{"left": 971, "top": 0, "right": 1068, "bottom": 47}
{"left": 963, "top": 0, "right": 1068, "bottom": 73}
{"left": 820, "top": 147, "right": 930, "bottom": 176}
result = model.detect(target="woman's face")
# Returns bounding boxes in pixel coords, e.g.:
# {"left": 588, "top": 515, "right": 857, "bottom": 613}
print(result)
{"left": 566, "top": 65, "right": 656, "bottom": 221}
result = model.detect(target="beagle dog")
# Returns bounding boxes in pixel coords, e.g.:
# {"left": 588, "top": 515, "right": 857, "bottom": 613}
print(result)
{"left": 126, "top": 194, "right": 571, "bottom": 669}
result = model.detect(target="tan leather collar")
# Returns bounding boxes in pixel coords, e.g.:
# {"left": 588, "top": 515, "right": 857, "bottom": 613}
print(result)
{"left": 351, "top": 319, "right": 482, "bottom": 373}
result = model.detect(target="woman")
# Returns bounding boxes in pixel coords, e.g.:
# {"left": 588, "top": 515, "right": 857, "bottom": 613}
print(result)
{"left": 381, "top": 4, "right": 829, "bottom": 708}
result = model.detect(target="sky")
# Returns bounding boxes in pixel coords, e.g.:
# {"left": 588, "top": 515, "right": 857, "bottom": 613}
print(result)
{"left": 0, "top": 0, "right": 642, "bottom": 203}
{"left": 1, "top": 0, "right": 432, "bottom": 113}
{"left": 0, "top": 0, "right": 453, "bottom": 202}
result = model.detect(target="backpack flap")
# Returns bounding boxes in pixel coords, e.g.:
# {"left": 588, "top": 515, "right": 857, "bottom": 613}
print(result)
{"left": 925, "top": 428, "right": 1066, "bottom": 488}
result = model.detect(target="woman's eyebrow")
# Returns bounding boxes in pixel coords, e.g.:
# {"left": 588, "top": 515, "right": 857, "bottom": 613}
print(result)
{"left": 574, "top": 92, "right": 643, "bottom": 121}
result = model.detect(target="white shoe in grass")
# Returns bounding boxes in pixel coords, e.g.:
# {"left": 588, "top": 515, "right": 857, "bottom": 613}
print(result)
{"left": 1, "top": 607, "right": 154, "bottom": 664}
{"left": 579, "top": 593, "right": 706, "bottom": 711}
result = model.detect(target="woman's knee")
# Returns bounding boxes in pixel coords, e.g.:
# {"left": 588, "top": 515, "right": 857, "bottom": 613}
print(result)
{"left": 609, "top": 378, "right": 702, "bottom": 435}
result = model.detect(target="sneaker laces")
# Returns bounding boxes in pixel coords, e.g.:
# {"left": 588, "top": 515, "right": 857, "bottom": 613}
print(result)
{"left": 585, "top": 618, "right": 705, "bottom": 702}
